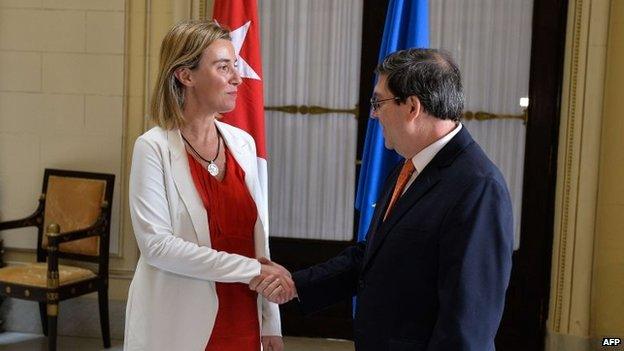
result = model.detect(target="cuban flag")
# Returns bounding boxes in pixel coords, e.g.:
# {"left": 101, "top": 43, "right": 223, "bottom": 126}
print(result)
{"left": 355, "top": 0, "right": 429, "bottom": 242}
{"left": 213, "top": 0, "right": 268, "bottom": 207}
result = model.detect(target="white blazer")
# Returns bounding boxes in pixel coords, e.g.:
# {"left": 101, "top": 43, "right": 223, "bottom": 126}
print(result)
{"left": 124, "top": 121, "right": 280, "bottom": 351}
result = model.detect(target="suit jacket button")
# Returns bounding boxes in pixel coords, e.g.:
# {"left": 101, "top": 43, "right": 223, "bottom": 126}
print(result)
{"left": 358, "top": 280, "right": 365, "bottom": 290}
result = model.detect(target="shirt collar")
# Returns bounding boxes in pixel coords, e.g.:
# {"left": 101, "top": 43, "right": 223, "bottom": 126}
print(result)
{"left": 410, "top": 123, "right": 463, "bottom": 173}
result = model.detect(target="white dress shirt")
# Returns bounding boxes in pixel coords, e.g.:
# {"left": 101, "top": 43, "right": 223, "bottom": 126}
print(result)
{"left": 402, "top": 123, "right": 463, "bottom": 194}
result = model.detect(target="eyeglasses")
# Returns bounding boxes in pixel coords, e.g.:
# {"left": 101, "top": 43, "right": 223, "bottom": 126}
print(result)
{"left": 370, "top": 96, "right": 400, "bottom": 111}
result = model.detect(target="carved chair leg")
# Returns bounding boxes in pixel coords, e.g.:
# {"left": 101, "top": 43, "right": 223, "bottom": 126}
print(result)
{"left": 98, "top": 287, "right": 111, "bottom": 348}
{"left": 38, "top": 302, "right": 48, "bottom": 336}
{"left": 47, "top": 303, "right": 58, "bottom": 351}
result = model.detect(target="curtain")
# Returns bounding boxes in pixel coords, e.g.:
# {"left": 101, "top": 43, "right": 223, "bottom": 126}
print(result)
{"left": 431, "top": 0, "right": 533, "bottom": 248}
{"left": 260, "top": 0, "right": 533, "bottom": 246}
{"left": 259, "top": 0, "right": 362, "bottom": 240}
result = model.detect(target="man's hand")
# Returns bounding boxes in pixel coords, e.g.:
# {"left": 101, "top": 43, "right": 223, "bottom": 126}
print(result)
{"left": 261, "top": 335, "right": 284, "bottom": 351}
{"left": 250, "top": 257, "right": 297, "bottom": 304}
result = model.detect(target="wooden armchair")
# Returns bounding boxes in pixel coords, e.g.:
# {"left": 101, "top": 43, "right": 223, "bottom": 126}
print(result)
{"left": 0, "top": 169, "right": 114, "bottom": 351}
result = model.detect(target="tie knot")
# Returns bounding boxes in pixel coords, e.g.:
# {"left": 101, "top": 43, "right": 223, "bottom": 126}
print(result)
{"left": 400, "top": 160, "right": 415, "bottom": 176}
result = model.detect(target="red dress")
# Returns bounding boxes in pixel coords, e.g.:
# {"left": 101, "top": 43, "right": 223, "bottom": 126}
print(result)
{"left": 187, "top": 148, "right": 260, "bottom": 351}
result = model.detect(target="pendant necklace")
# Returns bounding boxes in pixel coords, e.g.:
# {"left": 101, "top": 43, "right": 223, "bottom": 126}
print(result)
{"left": 181, "top": 129, "right": 222, "bottom": 176}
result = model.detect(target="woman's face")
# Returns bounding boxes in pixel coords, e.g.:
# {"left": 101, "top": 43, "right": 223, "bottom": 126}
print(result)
{"left": 187, "top": 39, "right": 242, "bottom": 114}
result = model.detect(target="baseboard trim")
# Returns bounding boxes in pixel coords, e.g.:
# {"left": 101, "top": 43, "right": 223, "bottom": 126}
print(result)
{"left": 0, "top": 297, "right": 126, "bottom": 340}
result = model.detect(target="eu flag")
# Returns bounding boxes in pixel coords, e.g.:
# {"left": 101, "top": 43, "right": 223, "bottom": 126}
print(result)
{"left": 355, "top": 0, "right": 429, "bottom": 242}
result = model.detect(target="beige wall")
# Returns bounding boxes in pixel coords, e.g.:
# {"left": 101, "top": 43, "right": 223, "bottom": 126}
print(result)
{"left": 591, "top": 0, "right": 624, "bottom": 340}
{"left": 0, "top": 0, "right": 133, "bottom": 300}
{"left": 0, "top": 0, "right": 214, "bottom": 305}
{"left": 0, "top": 0, "right": 203, "bottom": 303}
{"left": 548, "top": 0, "right": 624, "bottom": 350}
{"left": 0, "top": 0, "right": 125, "bottom": 252}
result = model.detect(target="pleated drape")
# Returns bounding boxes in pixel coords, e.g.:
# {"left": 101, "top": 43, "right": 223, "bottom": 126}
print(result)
{"left": 260, "top": 0, "right": 362, "bottom": 240}
{"left": 431, "top": 0, "right": 533, "bottom": 248}
{"left": 260, "top": 0, "right": 532, "bottom": 246}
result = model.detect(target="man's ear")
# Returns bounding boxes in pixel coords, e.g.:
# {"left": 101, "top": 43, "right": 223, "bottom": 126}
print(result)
{"left": 407, "top": 95, "right": 422, "bottom": 120}
{"left": 174, "top": 67, "right": 193, "bottom": 87}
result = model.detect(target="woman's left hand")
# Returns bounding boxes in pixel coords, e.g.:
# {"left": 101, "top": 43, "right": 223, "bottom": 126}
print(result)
{"left": 261, "top": 335, "right": 284, "bottom": 351}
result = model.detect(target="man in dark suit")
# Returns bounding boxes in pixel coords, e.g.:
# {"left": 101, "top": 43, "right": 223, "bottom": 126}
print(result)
{"left": 252, "top": 48, "right": 514, "bottom": 351}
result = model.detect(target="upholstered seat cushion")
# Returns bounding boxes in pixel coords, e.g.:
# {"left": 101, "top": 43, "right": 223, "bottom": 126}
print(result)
{"left": 0, "top": 263, "right": 96, "bottom": 287}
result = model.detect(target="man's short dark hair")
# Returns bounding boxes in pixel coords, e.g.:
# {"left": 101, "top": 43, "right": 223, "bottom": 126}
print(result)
{"left": 376, "top": 48, "right": 464, "bottom": 121}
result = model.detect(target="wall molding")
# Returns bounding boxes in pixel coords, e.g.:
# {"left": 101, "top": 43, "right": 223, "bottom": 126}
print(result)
{"left": 264, "top": 105, "right": 527, "bottom": 123}
{"left": 463, "top": 110, "right": 526, "bottom": 123}
{"left": 1, "top": 297, "right": 127, "bottom": 340}
{"left": 552, "top": 0, "right": 586, "bottom": 333}
{"left": 549, "top": 0, "right": 610, "bottom": 341}
{"left": 265, "top": 105, "right": 359, "bottom": 118}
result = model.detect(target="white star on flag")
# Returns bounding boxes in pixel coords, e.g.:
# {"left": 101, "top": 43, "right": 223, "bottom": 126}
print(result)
{"left": 228, "top": 20, "right": 261, "bottom": 81}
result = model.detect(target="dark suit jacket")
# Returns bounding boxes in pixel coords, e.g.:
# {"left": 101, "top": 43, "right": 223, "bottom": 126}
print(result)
{"left": 292, "top": 127, "right": 514, "bottom": 351}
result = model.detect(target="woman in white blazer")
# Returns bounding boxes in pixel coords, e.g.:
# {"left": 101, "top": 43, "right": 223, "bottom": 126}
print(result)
{"left": 124, "top": 20, "right": 291, "bottom": 351}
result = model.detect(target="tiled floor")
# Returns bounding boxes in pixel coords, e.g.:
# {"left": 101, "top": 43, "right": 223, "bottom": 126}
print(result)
{"left": 0, "top": 332, "right": 355, "bottom": 351}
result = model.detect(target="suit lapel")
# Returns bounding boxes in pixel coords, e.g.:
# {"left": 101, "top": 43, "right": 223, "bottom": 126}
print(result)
{"left": 168, "top": 129, "right": 210, "bottom": 246}
{"left": 362, "top": 166, "right": 399, "bottom": 259}
{"left": 216, "top": 121, "right": 269, "bottom": 253}
{"left": 362, "top": 166, "right": 441, "bottom": 271}
{"left": 216, "top": 122, "right": 256, "bottom": 201}
{"left": 361, "top": 127, "right": 475, "bottom": 273}
{"left": 382, "top": 166, "right": 441, "bottom": 232}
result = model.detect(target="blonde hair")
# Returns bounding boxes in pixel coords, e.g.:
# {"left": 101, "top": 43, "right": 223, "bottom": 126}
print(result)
{"left": 150, "top": 20, "right": 230, "bottom": 129}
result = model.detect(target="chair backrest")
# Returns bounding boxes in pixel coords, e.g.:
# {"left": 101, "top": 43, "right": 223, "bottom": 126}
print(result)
{"left": 38, "top": 169, "right": 115, "bottom": 260}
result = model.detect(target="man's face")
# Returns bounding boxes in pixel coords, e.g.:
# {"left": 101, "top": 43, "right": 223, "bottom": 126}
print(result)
{"left": 371, "top": 75, "right": 411, "bottom": 154}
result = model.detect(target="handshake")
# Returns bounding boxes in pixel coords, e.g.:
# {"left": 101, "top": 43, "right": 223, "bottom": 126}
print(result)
{"left": 249, "top": 257, "right": 297, "bottom": 304}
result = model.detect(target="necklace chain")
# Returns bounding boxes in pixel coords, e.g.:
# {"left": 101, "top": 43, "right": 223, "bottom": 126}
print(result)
{"left": 180, "top": 129, "right": 221, "bottom": 164}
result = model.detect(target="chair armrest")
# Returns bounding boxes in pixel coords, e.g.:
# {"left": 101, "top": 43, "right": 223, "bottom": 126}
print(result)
{"left": 45, "top": 215, "right": 107, "bottom": 246}
{"left": 0, "top": 194, "right": 45, "bottom": 231}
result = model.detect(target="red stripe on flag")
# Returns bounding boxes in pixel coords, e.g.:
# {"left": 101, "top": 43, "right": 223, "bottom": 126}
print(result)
{"left": 213, "top": 0, "right": 266, "bottom": 159}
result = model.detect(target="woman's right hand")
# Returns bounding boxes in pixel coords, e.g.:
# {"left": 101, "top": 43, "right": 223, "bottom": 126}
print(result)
{"left": 250, "top": 258, "right": 297, "bottom": 304}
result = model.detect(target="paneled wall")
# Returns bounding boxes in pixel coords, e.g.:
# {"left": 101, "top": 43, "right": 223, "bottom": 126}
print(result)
{"left": 547, "top": 0, "right": 619, "bottom": 349}
{"left": 592, "top": 0, "right": 624, "bottom": 343}
{"left": 0, "top": 0, "right": 125, "bottom": 253}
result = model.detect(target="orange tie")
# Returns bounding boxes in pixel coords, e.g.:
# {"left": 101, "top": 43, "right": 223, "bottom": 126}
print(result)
{"left": 383, "top": 160, "right": 416, "bottom": 221}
